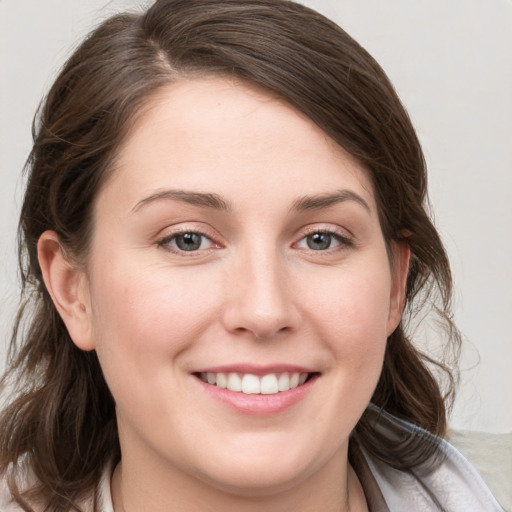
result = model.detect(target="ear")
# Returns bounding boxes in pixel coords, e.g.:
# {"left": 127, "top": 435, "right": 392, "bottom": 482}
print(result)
{"left": 386, "top": 241, "right": 411, "bottom": 336}
{"left": 38, "top": 230, "right": 95, "bottom": 351}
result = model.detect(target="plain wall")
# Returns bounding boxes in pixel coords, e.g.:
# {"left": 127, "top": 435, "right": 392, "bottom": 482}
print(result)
{"left": 1, "top": 0, "right": 511, "bottom": 433}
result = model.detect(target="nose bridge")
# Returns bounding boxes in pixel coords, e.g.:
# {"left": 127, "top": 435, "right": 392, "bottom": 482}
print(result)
{"left": 223, "top": 240, "right": 297, "bottom": 339}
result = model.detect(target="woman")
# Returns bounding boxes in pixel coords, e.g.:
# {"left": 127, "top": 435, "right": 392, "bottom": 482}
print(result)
{"left": 0, "top": 0, "right": 504, "bottom": 511}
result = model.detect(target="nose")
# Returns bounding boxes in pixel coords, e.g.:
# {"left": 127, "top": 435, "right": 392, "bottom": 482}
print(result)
{"left": 220, "top": 249, "right": 300, "bottom": 340}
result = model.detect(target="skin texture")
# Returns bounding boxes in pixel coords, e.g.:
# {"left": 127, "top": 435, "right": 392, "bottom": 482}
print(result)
{"left": 38, "top": 77, "right": 409, "bottom": 512}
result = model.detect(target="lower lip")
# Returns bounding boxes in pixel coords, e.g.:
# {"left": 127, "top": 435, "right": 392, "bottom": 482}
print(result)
{"left": 194, "top": 375, "right": 318, "bottom": 416}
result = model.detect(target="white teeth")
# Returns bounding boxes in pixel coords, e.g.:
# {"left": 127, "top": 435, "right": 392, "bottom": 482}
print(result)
{"left": 290, "top": 372, "right": 300, "bottom": 389}
{"left": 216, "top": 372, "right": 227, "bottom": 389}
{"left": 242, "top": 374, "right": 260, "bottom": 394}
{"left": 278, "top": 373, "right": 290, "bottom": 391}
{"left": 260, "top": 374, "right": 278, "bottom": 394}
{"left": 199, "top": 371, "right": 310, "bottom": 394}
{"left": 227, "top": 373, "right": 242, "bottom": 392}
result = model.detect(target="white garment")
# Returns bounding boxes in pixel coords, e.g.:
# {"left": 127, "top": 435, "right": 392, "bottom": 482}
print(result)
{"left": 363, "top": 440, "right": 504, "bottom": 511}
{"left": 351, "top": 405, "right": 505, "bottom": 511}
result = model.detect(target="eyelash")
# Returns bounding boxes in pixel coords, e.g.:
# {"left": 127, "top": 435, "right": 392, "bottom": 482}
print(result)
{"left": 294, "top": 227, "right": 354, "bottom": 253}
{"left": 157, "top": 226, "right": 354, "bottom": 255}
{"left": 157, "top": 229, "right": 219, "bottom": 255}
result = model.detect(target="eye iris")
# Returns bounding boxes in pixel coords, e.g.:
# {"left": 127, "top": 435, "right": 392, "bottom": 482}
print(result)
{"left": 307, "top": 232, "right": 331, "bottom": 250}
{"left": 176, "top": 233, "right": 202, "bottom": 251}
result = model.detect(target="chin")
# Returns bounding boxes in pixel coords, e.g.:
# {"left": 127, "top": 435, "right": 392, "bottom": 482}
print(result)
{"left": 197, "top": 460, "right": 312, "bottom": 498}
{"left": 188, "top": 436, "right": 339, "bottom": 498}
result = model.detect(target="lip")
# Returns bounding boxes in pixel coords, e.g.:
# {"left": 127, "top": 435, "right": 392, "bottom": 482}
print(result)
{"left": 192, "top": 364, "right": 316, "bottom": 376}
{"left": 192, "top": 370, "right": 319, "bottom": 416}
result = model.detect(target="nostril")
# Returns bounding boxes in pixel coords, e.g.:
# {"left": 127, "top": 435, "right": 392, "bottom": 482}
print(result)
{"left": 251, "top": 325, "right": 292, "bottom": 340}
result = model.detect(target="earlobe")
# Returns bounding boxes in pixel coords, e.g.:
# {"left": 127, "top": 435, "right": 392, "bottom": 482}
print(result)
{"left": 386, "top": 241, "right": 411, "bottom": 336}
{"left": 37, "top": 230, "right": 95, "bottom": 351}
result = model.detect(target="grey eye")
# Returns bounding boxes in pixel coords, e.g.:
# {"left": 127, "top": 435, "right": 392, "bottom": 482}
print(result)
{"left": 306, "top": 232, "right": 334, "bottom": 250}
{"left": 174, "top": 233, "right": 204, "bottom": 251}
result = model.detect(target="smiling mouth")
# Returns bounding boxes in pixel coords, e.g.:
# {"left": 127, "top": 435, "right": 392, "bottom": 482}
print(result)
{"left": 195, "top": 371, "right": 316, "bottom": 395}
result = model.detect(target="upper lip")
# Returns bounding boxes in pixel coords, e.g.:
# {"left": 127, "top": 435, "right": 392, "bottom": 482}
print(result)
{"left": 192, "top": 364, "right": 317, "bottom": 376}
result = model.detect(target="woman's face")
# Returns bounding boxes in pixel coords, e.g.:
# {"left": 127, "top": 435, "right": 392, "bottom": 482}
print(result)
{"left": 74, "top": 78, "right": 407, "bottom": 496}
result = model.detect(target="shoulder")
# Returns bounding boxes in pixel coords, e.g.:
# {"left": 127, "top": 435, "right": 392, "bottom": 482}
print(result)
{"left": 359, "top": 406, "right": 506, "bottom": 512}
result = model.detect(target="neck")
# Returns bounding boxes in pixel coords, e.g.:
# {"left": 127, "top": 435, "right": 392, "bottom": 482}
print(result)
{"left": 111, "top": 449, "right": 368, "bottom": 512}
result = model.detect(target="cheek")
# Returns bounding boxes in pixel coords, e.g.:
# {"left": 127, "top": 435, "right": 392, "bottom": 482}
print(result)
{"left": 300, "top": 259, "right": 392, "bottom": 386}
{"left": 87, "top": 257, "right": 223, "bottom": 378}
{"left": 306, "top": 267, "right": 392, "bottom": 344}
{"left": 85, "top": 258, "right": 227, "bottom": 434}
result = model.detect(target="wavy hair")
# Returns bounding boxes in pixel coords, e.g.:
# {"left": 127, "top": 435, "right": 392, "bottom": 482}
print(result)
{"left": 0, "top": 1, "right": 460, "bottom": 510}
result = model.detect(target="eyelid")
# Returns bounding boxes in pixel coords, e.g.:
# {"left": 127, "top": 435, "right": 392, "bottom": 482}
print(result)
{"left": 293, "top": 224, "right": 355, "bottom": 250}
{"left": 157, "top": 223, "right": 223, "bottom": 255}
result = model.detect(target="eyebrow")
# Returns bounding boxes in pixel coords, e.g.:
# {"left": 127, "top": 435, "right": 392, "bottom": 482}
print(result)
{"left": 290, "top": 189, "right": 371, "bottom": 213}
{"left": 131, "top": 188, "right": 370, "bottom": 215}
{"left": 132, "top": 189, "right": 232, "bottom": 213}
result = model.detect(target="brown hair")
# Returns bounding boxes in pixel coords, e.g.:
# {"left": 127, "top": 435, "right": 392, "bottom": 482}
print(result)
{"left": 0, "top": 0, "right": 460, "bottom": 510}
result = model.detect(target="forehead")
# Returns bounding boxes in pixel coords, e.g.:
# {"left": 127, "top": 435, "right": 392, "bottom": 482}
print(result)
{"left": 102, "top": 77, "right": 376, "bottom": 214}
